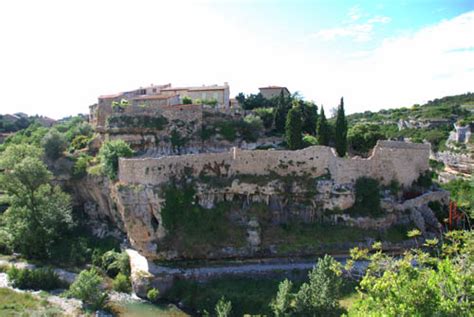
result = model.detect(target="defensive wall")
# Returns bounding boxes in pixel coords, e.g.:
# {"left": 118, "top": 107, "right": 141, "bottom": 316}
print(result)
{"left": 118, "top": 141, "right": 430, "bottom": 187}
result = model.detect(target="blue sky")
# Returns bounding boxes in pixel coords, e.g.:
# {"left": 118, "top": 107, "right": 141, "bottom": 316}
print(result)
{"left": 0, "top": 0, "right": 473, "bottom": 118}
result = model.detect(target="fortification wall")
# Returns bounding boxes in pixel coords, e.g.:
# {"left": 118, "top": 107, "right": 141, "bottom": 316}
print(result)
{"left": 119, "top": 141, "right": 430, "bottom": 187}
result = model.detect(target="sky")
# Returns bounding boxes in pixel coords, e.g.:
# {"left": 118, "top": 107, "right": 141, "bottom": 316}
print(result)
{"left": 0, "top": 0, "right": 473, "bottom": 119}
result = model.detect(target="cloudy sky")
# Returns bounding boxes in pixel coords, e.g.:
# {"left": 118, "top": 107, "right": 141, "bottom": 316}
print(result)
{"left": 0, "top": 0, "right": 473, "bottom": 118}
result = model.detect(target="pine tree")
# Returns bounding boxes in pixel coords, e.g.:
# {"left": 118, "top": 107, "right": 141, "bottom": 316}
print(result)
{"left": 274, "top": 91, "right": 290, "bottom": 133}
{"left": 335, "top": 97, "right": 348, "bottom": 157}
{"left": 317, "top": 106, "right": 330, "bottom": 146}
{"left": 286, "top": 103, "right": 303, "bottom": 150}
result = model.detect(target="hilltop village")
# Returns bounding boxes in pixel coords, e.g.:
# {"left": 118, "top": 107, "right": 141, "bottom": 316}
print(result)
{"left": 0, "top": 82, "right": 472, "bottom": 316}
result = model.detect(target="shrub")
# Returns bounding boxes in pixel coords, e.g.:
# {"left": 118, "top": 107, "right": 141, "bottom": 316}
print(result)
{"left": 147, "top": 288, "right": 160, "bottom": 303}
{"left": 182, "top": 96, "right": 193, "bottom": 104}
{"left": 215, "top": 296, "right": 232, "bottom": 317}
{"left": 414, "top": 171, "right": 433, "bottom": 189}
{"left": 100, "top": 250, "right": 130, "bottom": 278}
{"left": 302, "top": 134, "right": 318, "bottom": 147}
{"left": 41, "top": 129, "right": 67, "bottom": 160}
{"left": 112, "top": 272, "right": 131, "bottom": 293}
{"left": 98, "top": 140, "right": 134, "bottom": 179}
{"left": 72, "top": 154, "right": 92, "bottom": 179}
{"left": 254, "top": 108, "right": 274, "bottom": 130}
{"left": 241, "top": 114, "right": 263, "bottom": 142}
{"left": 70, "top": 135, "right": 90, "bottom": 151}
{"left": 7, "top": 267, "right": 66, "bottom": 291}
{"left": 353, "top": 177, "right": 382, "bottom": 216}
{"left": 67, "top": 268, "right": 107, "bottom": 310}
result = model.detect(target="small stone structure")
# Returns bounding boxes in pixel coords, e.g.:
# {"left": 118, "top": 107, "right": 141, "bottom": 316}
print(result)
{"left": 119, "top": 141, "right": 430, "bottom": 188}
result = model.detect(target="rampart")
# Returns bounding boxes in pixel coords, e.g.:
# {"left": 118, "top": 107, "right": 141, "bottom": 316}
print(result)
{"left": 118, "top": 141, "right": 430, "bottom": 187}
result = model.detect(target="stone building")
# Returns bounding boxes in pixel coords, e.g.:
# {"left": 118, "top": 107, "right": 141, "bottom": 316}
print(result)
{"left": 453, "top": 123, "right": 472, "bottom": 143}
{"left": 159, "top": 83, "right": 230, "bottom": 108}
{"left": 259, "top": 86, "right": 290, "bottom": 99}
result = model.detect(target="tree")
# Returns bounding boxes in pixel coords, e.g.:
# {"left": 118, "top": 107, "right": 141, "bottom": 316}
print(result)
{"left": 170, "top": 129, "right": 187, "bottom": 154}
{"left": 98, "top": 140, "right": 134, "bottom": 179}
{"left": 353, "top": 177, "right": 381, "bottom": 216}
{"left": 274, "top": 91, "right": 291, "bottom": 133}
{"left": 348, "top": 123, "right": 384, "bottom": 156}
{"left": 215, "top": 296, "right": 232, "bottom": 317}
{"left": 317, "top": 106, "right": 330, "bottom": 146}
{"left": 335, "top": 97, "right": 348, "bottom": 157}
{"left": 270, "top": 279, "right": 294, "bottom": 317}
{"left": 285, "top": 104, "right": 303, "bottom": 150}
{"left": 67, "top": 268, "right": 108, "bottom": 310}
{"left": 295, "top": 255, "right": 342, "bottom": 315}
{"left": 41, "top": 128, "right": 67, "bottom": 159}
{"left": 300, "top": 101, "right": 318, "bottom": 135}
{"left": 0, "top": 144, "right": 73, "bottom": 259}
{"left": 347, "top": 231, "right": 474, "bottom": 316}
{"left": 241, "top": 114, "right": 264, "bottom": 142}
{"left": 270, "top": 255, "right": 343, "bottom": 316}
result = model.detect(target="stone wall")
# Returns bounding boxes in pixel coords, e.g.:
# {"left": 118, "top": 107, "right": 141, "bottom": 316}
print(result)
{"left": 119, "top": 141, "right": 430, "bottom": 187}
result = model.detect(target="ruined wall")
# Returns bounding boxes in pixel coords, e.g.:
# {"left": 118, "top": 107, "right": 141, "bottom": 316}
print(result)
{"left": 119, "top": 141, "right": 430, "bottom": 187}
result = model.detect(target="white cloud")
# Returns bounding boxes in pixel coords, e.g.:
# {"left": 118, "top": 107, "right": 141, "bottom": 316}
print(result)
{"left": 0, "top": 1, "right": 472, "bottom": 118}
{"left": 313, "top": 7, "right": 391, "bottom": 43}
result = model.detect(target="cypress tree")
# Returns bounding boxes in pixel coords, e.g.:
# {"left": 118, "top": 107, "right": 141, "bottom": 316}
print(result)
{"left": 317, "top": 106, "right": 330, "bottom": 146}
{"left": 335, "top": 97, "right": 348, "bottom": 157}
{"left": 274, "top": 91, "right": 290, "bottom": 133}
{"left": 285, "top": 103, "right": 303, "bottom": 150}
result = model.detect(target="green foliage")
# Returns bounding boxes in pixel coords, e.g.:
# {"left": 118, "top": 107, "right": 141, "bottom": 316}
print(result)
{"left": 70, "top": 134, "right": 91, "bottom": 151}
{"left": 269, "top": 255, "right": 343, "bottom": 316}
{"left": 112, "top": 272, "right": 131, "bottom": 293}
{"left": 274, "top": 91, "right": 291, "bottom": 133}
{"left": 299, "top": 100, "right": 318, "bottom": 135}
{"left": 7, "top": 266, "right": 66, "bottom": 291}
{"left": 160, "top": 183, "right": 246, "bottom": 256}
{"left": 170, "top": 129, "right": 187, "bottom": 154}
{"left": 0, "top": 288, "right": 59, "bottom": 316}
{"left": 98, "top": 140, "right": 134, "bottom": 179}
{"left": 111, "top": 99, "right": 130, "bottom": 111}
{"left": 270, "top": 279, "right": 294, "bottom": 317}
{"left": 317, "top": 106, "right": 330, "bottom": 146}
{"left": 353, "top": 177, "right": 382, "bottom": 216}
{"left": 147, "top": 288, "right": 160, "bottom": 303}
{"left": 100, "top": 250, "right": 130, "bottom": 278}
{"left": 0, "top": 144, "right": 74, "bottom": 259}
{"left": 215, "top": 296, "right": 232, "bottom": 317}
{"left": 442, "top": 177, "right": 473, "bottom": 218}
{"left": 238, "top": 92, "right": 268, "bottom": 110}
{"left": 182, "top": 96, "right": 193, "bottom": 104}
{"left": 241, "top": 114, "right": 264, "bottom": 142}
{"left": 67, "top": 268, "right": 108, "bottom": 310}
{"left": 414, "top": 171, "right": 433, "bottom": 189}
{"left": 302, "top": 134, "right": 318, "bottom": 147}
{"left": 348, "top": 123, "right": 384, "bottom": 155}
{"left": 0, "top": 123, "right": 48, "bottom": 151}
{"left": 196, "top": 98, "right": 218, "bottom": 106}
{"left": 41, "top": 129, "right": 67, "bottom": 159}
{"left": 285, "top": 105, "right": 303, "bottom": 150}
{"left": 335, "top": 97, "right": 348, "bottom": 157}
{"left": 348, "top": 231, "right": 474, "bottom": 316}
{"left": 0, "top": 115, "right": 32, "bottom": 133}
{"left": 72, "top": 154, "right": 92, "bottom": 179}
{"left": 253, "top": 107, "right": 274, "bottom": 130}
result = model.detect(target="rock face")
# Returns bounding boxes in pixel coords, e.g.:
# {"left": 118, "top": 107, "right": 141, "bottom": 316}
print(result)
{"left": 73, "top": 171, "right": 448, "bottom": 261}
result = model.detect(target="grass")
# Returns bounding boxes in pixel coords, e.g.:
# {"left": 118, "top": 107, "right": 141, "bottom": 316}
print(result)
{"left": 261, "top": 222, "right": 410, "bottom": 254}
{"left": 0, "top": 288, "right": 62, "bottom": 316}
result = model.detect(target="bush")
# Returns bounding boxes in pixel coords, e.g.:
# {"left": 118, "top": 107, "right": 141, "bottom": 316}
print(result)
{"left": 147, "top": 288, "right": 160, "bottom": 303}
{"left": 98, "top": 140, "right": 134, "bottom": 179}
{"left": 182, "top": 96, "right": 193, "bottom": 104}
{"left": 241, "top": 114, "right": 263, "bottom": 142}
{"left": 414, "top": 171, "right": 433, "bottom": 189}
{"left": 254, "top": 108, "right": 274, "bottom": 130}
{"left": 112, "top": 272, "right": 131, "bottom": 293}
{"left": 7, "top": 267, "right": 66, "bottom": 291}
{"left": 67, "top": 268, "right": 107, "bottom": 310}
{"left": 353, "top": 177, "right": 382, "bottom": 216}
{"left": 72, "top": 154, "right": 92, "bottom": 179}
{"left": 70, "top": 135, "right": 90, "bottom": 151}
{"left": 302, "top": 134, "right": 318, "bottom": 147}
{"left": 41, "top": 129, "right": 67, "bottom": 160}
{"left": 100, "top": 250, "right": 130, "bottom": 278}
